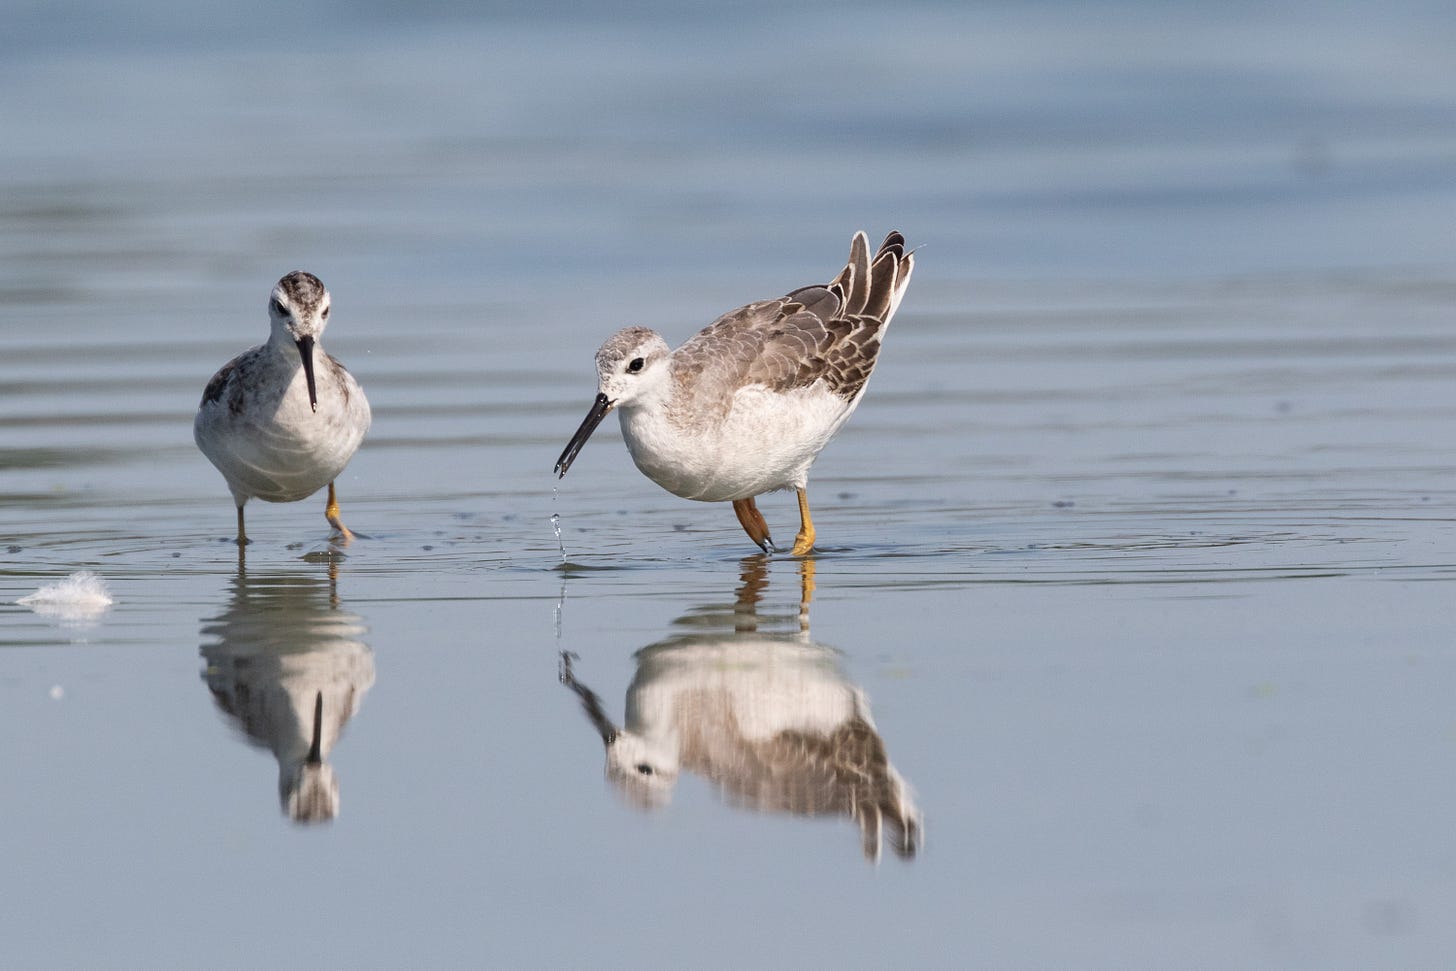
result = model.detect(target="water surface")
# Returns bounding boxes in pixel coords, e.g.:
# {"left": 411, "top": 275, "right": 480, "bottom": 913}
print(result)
{"left": 3, "top": 2, "right": 1456, "bottom": 967}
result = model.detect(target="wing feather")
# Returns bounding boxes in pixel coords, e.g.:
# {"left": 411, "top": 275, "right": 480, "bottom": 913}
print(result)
{"left": 841, "top": 231, "right": 872, "bottom": 316}
{"left": 669, "top": 231, "right": 914, "bottom": 416}
{"left": 690, "top": 716, "right": 921, "bottom": 861}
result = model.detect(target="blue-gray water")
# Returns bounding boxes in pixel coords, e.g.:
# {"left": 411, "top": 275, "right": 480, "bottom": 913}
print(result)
{"left": 3, "top": 2, "right": 1456, "bottom": 967}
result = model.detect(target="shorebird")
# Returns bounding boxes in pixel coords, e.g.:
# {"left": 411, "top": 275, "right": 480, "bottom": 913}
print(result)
{"left": 555, "top": 231, "right": 914, "bottom": 555}
{"left": 195, "top": 271, "right": 370, "bottom": 545}
{"left": 201, "top": 568, "right": 374, "bottom": 823}
{"left": 558, "top": 558, "right": 921, "bottom": 862}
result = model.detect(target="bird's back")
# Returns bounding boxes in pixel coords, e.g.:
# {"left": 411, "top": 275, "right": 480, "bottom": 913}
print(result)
{"left": 670, "top": 231, "right": 914, "bottom": 420}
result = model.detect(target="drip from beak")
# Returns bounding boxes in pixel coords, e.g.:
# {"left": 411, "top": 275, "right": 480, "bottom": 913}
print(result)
{"left": 296, "top": 335, "right": 318, "bottom": 412}
{"left": 555, "top": 392, "right": 614, "bottom": 477}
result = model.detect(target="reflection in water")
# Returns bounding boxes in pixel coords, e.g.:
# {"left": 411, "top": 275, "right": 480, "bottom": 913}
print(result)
{"left": 199, "top": 561, "right": 374, "bottom": 823}
{"left": 561, "top": 558, "right": 921, "bottom": 862}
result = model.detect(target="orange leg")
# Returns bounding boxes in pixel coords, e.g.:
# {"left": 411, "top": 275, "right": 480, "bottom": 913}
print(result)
{"left": 797, "top": 555, "right": 816, "bottom": 630}
{"left": 731, "top": 497, "right": 776, "bottom": 553}
{"left": 790, "top": 487, "right": 815, "bottom": 556}
{"left": 325, "top": 481, "right": 356, "bottom": 543}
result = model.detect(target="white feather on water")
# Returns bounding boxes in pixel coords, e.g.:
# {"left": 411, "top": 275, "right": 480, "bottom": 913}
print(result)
{"left": 18, "top": 571, "right": 115, "bottom": 627}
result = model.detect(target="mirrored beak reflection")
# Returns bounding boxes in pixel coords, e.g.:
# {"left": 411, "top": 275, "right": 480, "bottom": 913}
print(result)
{"left": 200, "top": 564, "right": 374, "bottom": 823}
{"left": 560, "top": 556, "right": 922, "bottom": 862}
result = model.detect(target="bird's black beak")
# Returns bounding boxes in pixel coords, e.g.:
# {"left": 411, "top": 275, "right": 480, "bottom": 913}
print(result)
{"left": 559, "top": 651, "right": 621, "bottom": 745}
{"left": 555, "top": 392, "right": 614, "bottom": 478}
{"left": 295, "top": 335, "right": 318, "bottom": 412}
{"left": 306, "top": 691, "right": 324, "bottom": 765}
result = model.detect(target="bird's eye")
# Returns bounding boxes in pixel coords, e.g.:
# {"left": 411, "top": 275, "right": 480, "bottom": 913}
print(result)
{"left": 635, "top": 763, "right": 654, "bottom": 776}
{"left": 320, "top": 305, "right": 330, "bottom": 319}
{"left": 626, "top": 357, "right": 645, "bottom": 374}
{"left": 269, "top": 298, "right": 285, "bottom": 315}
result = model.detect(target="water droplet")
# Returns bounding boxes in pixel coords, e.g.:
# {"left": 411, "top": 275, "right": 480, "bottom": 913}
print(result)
{"left": 550, "top": 489, "right": 567, "bottom": 563}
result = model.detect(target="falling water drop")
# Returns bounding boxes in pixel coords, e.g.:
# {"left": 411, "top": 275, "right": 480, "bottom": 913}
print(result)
{"left": 550, "top": 487, "right": 567, "bottom": 563}
{"left": 550, "top": 512, "right": 565, "bottom": 561}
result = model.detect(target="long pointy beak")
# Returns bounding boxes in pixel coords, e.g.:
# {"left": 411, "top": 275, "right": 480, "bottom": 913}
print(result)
{"left": 555, "top": 392, "right": 614, "bottom": 478}
{"left": 295, "top": 335, "right": 318, "bottom": 412}
{"left": 559, "top": 652, "right": 621, "bottom": 745}
{"left": 305, "top": 691, "right": 324, "bottom": 765}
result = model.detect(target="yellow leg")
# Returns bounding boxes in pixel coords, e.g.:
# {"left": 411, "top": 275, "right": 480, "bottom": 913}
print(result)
{"left": 790, "top": 487, "right": 815, "bottom": 556}
{"left": 732, "top": 497, "right": 775, "bottom": 553}
{"left": 797, "top": 555, "right": 816, "bottom": 631}
{"left": 733, "top": 555, "right": 771, "bottom": 630}
{"left": 325, "top": 481, "right": 356, "bottom": 543}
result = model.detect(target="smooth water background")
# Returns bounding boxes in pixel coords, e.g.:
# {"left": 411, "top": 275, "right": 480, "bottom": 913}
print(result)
{"left": 3, "top": 2, "right": 1456, "bottom": 967}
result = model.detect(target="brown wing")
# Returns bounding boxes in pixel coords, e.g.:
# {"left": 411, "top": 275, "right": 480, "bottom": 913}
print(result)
{"left": 199, "top": 351, "right": 262, "bottom": 416}
{"left": 200, "top": 358, "right": 239, "bottom": 408}
{"left": 671, "top": 231, "right": 913, "bottom": 415}
{"left": 702, "top": 717, "right": 922, "bottom": 861}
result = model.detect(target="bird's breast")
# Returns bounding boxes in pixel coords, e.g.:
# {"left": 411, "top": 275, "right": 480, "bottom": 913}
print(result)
{"left": 616, "top": 385, "right": 853, "bottom": 501}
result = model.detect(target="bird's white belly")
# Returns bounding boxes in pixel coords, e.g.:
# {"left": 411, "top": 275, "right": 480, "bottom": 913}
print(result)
{"left": 195, "top": 368, "right": 369, "bottom": 504}
{"left": 628, "top": 641, "right": 862, "bottom": 741}
{"left": 619, "top": 385, "right": 854, "bottom": 502}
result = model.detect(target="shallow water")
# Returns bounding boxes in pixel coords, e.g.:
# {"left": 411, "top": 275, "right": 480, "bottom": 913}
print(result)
{"left": 4, "top": 2, "right": 1456, "bottom": 967}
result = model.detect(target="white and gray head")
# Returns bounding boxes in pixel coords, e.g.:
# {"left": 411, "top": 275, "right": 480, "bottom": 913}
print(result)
{"left": 282, "top": 761, "right": 340, "bottom": 823}
{"left": 267, "top": 270, "right": 332, "bottom": 411}
{"left": 555, "top": 326, "right": 672, "bottom": 478}
{"left": 605, "top": 730, "right": 680, "bottom": 810}
{"left": 593, "top": 326, "right": 672, "bottom": 406}
{"left": 268, "top": 270, "right": 331, "bottom": 343}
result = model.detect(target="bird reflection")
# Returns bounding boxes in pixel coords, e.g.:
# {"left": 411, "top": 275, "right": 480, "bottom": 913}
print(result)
{"left": 199, "top": 559, "right": 374, "bottom": 823}
{"left": 560, "top": 557, "right": 921, "bottom": 862}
